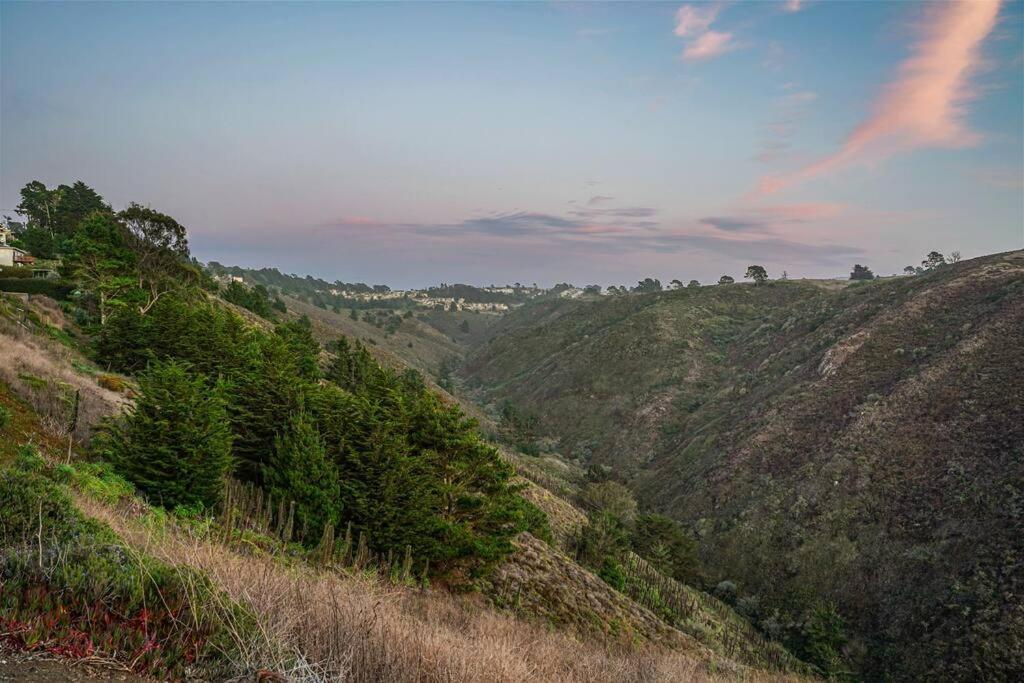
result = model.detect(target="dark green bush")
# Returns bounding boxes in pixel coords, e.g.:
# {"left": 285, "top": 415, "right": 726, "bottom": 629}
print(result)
{"left": 0, "top": 278, "right": 75, "bottom": 299}
{"left": 96, "top": 360, "right": 233, "bottom": 510}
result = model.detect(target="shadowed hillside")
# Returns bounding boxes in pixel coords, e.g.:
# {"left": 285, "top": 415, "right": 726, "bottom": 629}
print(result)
{"left": 459, "top": 251, "right": 1024, "bottom": 679}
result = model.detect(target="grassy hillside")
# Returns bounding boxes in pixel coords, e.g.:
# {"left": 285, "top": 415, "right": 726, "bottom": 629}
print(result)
{"left": 0, "top": 291, "right": 810, "bottom": 681}
{"left": 460, "top": 251, "right": 1024, "bottom": 679}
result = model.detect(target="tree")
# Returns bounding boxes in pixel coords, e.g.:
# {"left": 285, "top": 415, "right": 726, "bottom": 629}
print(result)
{"left": 849, "top": 264, "right": 875, "bottom": 281}
{"left": 718, "top": 275, "right": 735, "bottom": 285}
{"left": 687, "top": 280, "right": 700, "bottom": 288}
{"left": 669, "top": 279, "right": 684, "bottom": 290}
{"left": 949, "top": 250, "right": 962, "bottom": 263}
{"left": 922, "top": 251, "right": 946, "bottom": 270}
{"left": 745, "top": 265, "right": 768, "bottom": 284}
{"left": 99, "top": 361, "right": 233, "bottom": 510}
{"left": 53, "top": 181, "right": 109, "bottom": 236}
{"left": 118, "top": 203, "right": 196, "bottom": 314}
{"left": 780, "top": 270, "right": 789, "bottom": 280}
{"left": 632, "top": 513, "right": 702, "bottom": 585}
{"left": 16, "top": 181, "right": 62, "bottom": 237}
{"left": 634, "top": 278, "right": 663, "bottom": 293}
{"left": 583, "top": 284, "right": 601, "bottom": 295}
{"left": 903, "top": 266, "right": 916, "bottom": 275}
{"left": 69, "top": 212, "right": 137, "bottom": 325}
{"left": 459, "top": 319, "right": 471, "bottom": 333}
{"left": 263, "top": 411, "right": 341, "bottom": 541}
{"left": 580, "top": 481, "right": 637, "bottom": 526}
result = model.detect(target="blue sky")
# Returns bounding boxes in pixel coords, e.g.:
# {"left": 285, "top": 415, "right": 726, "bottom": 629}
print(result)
{"left": 2, "top": 1, "right": 1022, "bottom": 287}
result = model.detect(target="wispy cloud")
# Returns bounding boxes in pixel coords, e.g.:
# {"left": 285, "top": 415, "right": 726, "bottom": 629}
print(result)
{"left": 702, "top": 202, "right": 844, "bottom": 232}
{"left": 754, "top": 87, "right": 818, "bottom": 163}
{"left": 587, "top": 195, "right": 614, "bottom": 206}
{"left": 759, "top": 0, "right": 1003, "bottom": 194}
{"left": 675, "top": 4, "right": 737, "bottom": 62}
{"left": 783, "top": 0, "right": 804, "bottom": 14}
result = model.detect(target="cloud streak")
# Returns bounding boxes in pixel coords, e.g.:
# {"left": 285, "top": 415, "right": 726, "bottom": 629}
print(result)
{"left": 759, "top": 0, "right": 1002, "bottom": 194}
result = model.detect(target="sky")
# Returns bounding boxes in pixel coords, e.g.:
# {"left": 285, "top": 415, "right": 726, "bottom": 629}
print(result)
{"left": 2, "top": 0, "right": 1022, "bottom": 288}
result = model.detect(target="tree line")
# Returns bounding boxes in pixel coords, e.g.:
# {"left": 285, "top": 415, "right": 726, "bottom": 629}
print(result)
{"left": 10, "top": 179, "right": 549, "bottom": 577}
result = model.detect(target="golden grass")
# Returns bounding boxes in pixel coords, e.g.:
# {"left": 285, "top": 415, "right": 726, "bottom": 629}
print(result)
{"left": 77, "top": 496, "right": 805, "bottom": 683}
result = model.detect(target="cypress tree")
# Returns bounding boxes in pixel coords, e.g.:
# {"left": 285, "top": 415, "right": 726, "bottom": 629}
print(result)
{"left": 263, "top": 410, "right": 341, "bottom": 543}
{"left": 100, "top": 360, "right": 233, "bottom": 509}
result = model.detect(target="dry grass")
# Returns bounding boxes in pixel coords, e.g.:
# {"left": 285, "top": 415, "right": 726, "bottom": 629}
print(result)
{"left": 0, "top": 297, "right": 127, "bottom": 443}
{"left": 77, "top": 497, "right": 804, "bottom": 683}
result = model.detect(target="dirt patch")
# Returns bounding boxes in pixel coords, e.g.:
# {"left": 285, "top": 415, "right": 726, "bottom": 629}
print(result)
{"left": 0, "top": 647, "right": 149, "bottom": 682}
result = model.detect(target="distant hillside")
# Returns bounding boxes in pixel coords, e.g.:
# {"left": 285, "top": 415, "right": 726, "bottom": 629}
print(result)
{"left": 460, "top": 251, "right": 1024, "bottom": 679}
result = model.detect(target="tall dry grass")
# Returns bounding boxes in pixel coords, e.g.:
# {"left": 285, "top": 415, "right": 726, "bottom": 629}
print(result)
{"left": 77, "top": 497, "right": 805, "bottom": 683}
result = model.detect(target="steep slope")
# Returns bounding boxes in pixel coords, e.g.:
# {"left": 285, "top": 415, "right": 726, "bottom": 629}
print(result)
{"left": 459, "top": 251, "right": 1024, "bottom": 679}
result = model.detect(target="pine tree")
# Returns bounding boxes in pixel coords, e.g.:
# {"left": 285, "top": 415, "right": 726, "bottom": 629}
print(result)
{"left": 100, "top": 361, "right": 233, "bottom": 509}
{"left": 263, "top": 411, "right": 341, "bottom": 543}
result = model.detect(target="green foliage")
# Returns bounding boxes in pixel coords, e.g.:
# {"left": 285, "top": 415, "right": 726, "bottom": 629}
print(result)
{"left": 849, "top": 264, "right": 874, "bottom": 281}
{"left": 633, "top": 277, "right": 663, "bottom": 293}
{"left": 580, "top": 481, "right": 637, "bottom": 524}
{"left": 0, "top": 278, "right": 75, "bottom": 299}
{"left": 263, "top": 411, "right": 341, "bottom": 541}
{"left": 796, "top": 602, "right": 848, "bottom": 677}
{"left": 631, "top": 513, "right": 702, "bottom": 586}
{"left": 67, "top": 212, "right": 137, "bottom": 324}
{"left": 0, "top": 404, "right": 10, "bottom": 432}
{"left": 221, "top": 280, "right": 275, "bottom": 318}
{"left": 0, "top": 467, "right": 254, "bottom": 678}
{"left": 97, "top": 360, "right": 233, "bottom": 510}
{"left": 745, "top": 265, "right": 768, "bottom": 284}
{"left": 576, "top": 510, "right": 631, "bottom": 570}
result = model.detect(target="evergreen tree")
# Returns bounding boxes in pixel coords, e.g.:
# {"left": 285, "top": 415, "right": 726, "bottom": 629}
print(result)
{"left": 631, "top": 513, "right": 702, "bottom": 585}
{"left": 99, "top": 361, "right": 233, "bottom": 509}
{"left": 263, "top": 411, "right": 341, "bottom": 541}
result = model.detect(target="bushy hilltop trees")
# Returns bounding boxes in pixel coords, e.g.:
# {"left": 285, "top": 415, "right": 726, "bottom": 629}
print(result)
{"left": 11, "top": 178, "right": 548, "bottom": 576}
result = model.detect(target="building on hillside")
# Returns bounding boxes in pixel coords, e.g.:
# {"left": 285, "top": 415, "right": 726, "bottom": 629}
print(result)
{"left": 0, "top": 226, "right": 13, "bottom": 246}
{"left": 0, "top": 245, "right": 35, "bottom": 268}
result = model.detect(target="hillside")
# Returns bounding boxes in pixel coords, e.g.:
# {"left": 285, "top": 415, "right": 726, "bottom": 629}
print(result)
{"left": 0, "top": 289, "right": 810, "bottom": 681}
{"left": 459, "top": 251, "right": 1024, "bottom": 679}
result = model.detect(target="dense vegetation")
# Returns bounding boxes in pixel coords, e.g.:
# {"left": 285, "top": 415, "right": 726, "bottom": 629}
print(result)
{"left": 10, "top": 179, "right": 548, "bottom": 578}
{"left": 461, "top": 254, "right": 1024, "bottom": 679}
{"left": 0, "top": 450, "right": 256, "bottom": 678}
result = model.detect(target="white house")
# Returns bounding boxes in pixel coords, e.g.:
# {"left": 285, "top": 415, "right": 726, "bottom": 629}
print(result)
{"left": 0, "top": 245, "right": 34, "bottom": 268}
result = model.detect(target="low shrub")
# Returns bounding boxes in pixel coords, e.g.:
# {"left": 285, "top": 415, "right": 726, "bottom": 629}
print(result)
{"left": 0, "top": 404, "right": 10, "bottom": 432}
{"left": 0, "top": 266, "right": 35, "bottom": 279}
{"left": 0, "top": 465, "right": 259, "bottom": 679}
{"left": 96, "top": 374, "right": 127, "bottom": 393}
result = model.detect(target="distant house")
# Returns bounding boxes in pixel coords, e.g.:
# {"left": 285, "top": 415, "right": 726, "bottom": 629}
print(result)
{"left": 0, "top": 245, "right": 35, "bottom": 268}
{"left": 0, "top": 226, "right": 13, "bottom": 246}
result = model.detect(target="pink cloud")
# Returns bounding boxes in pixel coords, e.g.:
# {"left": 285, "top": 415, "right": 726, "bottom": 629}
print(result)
{"left": 684, "top": 31, "right": 736, "bottom": 61}
{"left": 674, "top": 5, "right": 719, "bottom": 37}
{"left": 675, "top": 4, "right": 736, "bottom": 62}
{"left": 759, "top": 0, "right": 1002, "bottom": 194}
{"left": 783, "top": 0, "right": 804, "bottom": 13}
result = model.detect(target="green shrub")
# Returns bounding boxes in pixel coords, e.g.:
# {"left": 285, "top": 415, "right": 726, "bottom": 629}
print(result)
{"left": 0, "top": 278, "right": 75, "bottom": 299}
{"left": 96, "top": 361, "right": 233, "bottom": 510}
{"left": 0, "top": 266, "right": 34, "bottom": 279}
{"left": 0, "top": 467, "right": 256, "bottom": 678}
{"left": 0, "top": 404, "right": 10, "bottom": 432}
